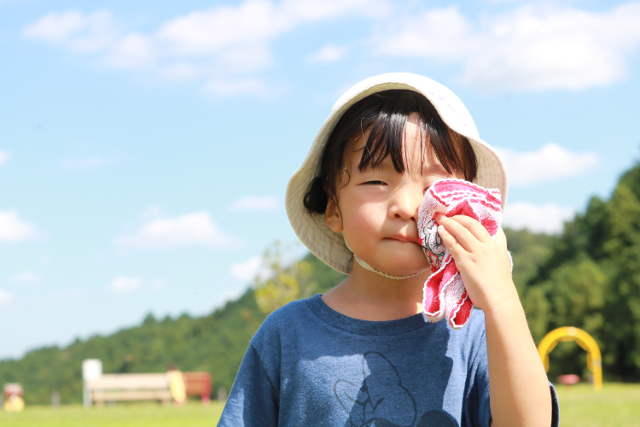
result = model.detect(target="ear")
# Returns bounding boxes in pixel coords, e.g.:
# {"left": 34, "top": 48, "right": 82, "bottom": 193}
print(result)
{"left": 324, "top": 199, "right": 343, "bottom": 233}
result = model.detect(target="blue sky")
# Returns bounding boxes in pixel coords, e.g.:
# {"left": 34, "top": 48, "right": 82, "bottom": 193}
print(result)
{"left": 1, "top": 0, "right": 639, "bottom": 359}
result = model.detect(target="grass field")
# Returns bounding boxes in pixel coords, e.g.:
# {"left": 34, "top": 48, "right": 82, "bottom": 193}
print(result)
{"left": 0, "top": 401, "right": 225, "bottom": 427}
{"left": 554, "top": 383, "right": 640, "bottom": 426}
{"left": 2, "top": 383, "right": 640, "bottom": 426}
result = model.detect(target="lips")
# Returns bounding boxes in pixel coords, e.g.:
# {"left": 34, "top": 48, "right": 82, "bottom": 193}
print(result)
{"left": 388, "top": 233, "right": 419, "bottom": 244}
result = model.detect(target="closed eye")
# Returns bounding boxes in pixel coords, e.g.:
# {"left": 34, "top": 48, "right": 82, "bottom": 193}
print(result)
{"left": 363, "top": 181, "right": 386, "bottom": 185}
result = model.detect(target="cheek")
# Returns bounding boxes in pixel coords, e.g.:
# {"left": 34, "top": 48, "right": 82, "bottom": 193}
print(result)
{"left": 341, "top": 201, "right": 385, "bottom": 235}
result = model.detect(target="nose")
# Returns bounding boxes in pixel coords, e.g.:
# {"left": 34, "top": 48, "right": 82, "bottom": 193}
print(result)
{"left": 389, "top": 183, "right": 422, "bottom": 222}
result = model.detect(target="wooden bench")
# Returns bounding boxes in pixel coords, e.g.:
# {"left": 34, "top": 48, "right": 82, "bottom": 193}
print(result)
{"left": 85, "top": 372, "right": 184, "bottom": 406}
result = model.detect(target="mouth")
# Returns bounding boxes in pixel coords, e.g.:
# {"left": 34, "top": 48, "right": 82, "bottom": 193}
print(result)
{"left": 388, "top": 234, "right": 419, "bottom": 244}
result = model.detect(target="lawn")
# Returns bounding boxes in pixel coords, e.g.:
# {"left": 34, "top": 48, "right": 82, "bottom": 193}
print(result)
{"left": 0, "top": 401, "right": 225, "bottom": 427}
{"left": 2, "top": 384, "right": 640, "bottom": 426}
{"left": 555, "top": 383, "right": 640, "bottom": 426}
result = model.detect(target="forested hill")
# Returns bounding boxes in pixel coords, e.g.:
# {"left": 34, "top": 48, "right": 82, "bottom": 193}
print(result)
{"left": 0, "top": 253, "right": 347, "bottom": 405}
{"left": 522, "top": 161, "right": 640, "bottom": 381}
{"left": 3, "top": 161, "right": 640, "bottom": 404}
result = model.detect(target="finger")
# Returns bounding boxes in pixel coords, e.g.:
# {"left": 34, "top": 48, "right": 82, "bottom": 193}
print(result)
{"left": 437, "top": 224, "right": 469, "bottom": 257}
{"left": 437, "top": 215, "right": 480, "bottom": 253}
{"left": 447, "top": 215, "right": 493, "bottom": 243}
{"left": 495, "top": 227, "right": 507, "bottom": 249}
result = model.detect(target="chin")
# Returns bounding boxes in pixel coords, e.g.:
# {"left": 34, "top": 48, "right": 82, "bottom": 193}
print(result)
{"left": 379, "top": 257, "right": 429, "bottom": 276}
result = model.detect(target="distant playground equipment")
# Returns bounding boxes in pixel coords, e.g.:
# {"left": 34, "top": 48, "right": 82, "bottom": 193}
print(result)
{"left": 82, "top": 359, "right": 210, "bottom": 407}
{"left": 557, "top": 374, "right": 580, "bottom": 387}
{"left": 3, "top": 383, "right": 25, "bottom": 412}
{"left": 538, "top": 326, "right": 602, "bottom": 391}
{"left": 182, "top": 372, "right": 212, "bottom": 405}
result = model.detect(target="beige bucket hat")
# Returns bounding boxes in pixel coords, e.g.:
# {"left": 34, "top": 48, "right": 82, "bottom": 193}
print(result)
{"left": 285, "top": 72, "right": 508, "bottom": 274}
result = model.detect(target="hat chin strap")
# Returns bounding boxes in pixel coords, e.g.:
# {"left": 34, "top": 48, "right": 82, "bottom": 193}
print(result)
{"left": 342, "top": 233, "right": 428, "bottom": 280}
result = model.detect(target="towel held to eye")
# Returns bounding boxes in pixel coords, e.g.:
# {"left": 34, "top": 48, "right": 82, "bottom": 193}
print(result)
{"left": 417, "top": 179, "right": 503, "bottom": 329}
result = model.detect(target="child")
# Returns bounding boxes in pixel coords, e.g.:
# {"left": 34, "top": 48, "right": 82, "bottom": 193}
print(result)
{"left": 218, "top": 73, "right": 559, "bottom": 426}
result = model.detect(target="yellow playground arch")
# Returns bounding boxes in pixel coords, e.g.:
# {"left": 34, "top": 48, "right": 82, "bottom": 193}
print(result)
{"left": 537, "top": 326, "right": 602, "bottom": 391}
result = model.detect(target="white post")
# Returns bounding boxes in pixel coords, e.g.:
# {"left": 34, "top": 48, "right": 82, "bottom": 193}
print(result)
{"left": 82, "top": 359, "right": 102, "bottom": 408}
{"left": 51, "top": 391, "right": 60, "bottom": 407}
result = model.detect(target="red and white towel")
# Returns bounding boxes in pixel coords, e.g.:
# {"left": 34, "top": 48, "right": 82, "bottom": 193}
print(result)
{"left": 417, "top": 179, "right": 502, "bottom": 329}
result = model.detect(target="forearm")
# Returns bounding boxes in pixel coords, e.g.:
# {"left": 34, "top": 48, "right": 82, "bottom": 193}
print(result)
{"left": 484, "top": 293, "right": 552, "bottom": 427}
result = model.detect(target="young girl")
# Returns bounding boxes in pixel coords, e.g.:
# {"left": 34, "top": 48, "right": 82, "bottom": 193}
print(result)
{"left": 218, "top": 73, "right": 559, "bottom": 426}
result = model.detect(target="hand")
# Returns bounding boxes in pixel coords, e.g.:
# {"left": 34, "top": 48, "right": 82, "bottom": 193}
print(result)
{"left": 436, "top": 214, "right": 517, "bottom": 312}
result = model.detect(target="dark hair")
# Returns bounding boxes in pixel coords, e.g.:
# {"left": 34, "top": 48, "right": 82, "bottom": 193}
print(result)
{"left": 303, "top": 89, "right": 478, "bottom": 215}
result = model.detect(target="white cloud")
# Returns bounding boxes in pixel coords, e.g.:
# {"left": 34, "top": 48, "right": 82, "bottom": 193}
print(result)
{"left": 23, "top": 0, "right": 388, "bottom": 93}
{"left": 0, "top": 210, "right": 39, "bottom": 242}
{"left": 12, "top": 272, "right": 40, "bottom": 284}
{"left": 109, "top": 276, "right": 142, "bottom": 293}
{"left": 215, "top": 287, "right": 247, "bottom": 309}
{"left": 496, "top": 143, "right": 598, "bottom": 186}
{"left": 378, "top": 2, "right": 640, "bottom": 91}
{"left": 23, "top": 10, "right": 117, "bottom": 53}
{"left": 146, "top": 0, "right": 387, "bottom": 81}
{"left": 230, "top": 256, "right": 273, "bottom": 282}
{"left": 307, "top": 44, "right": 348, "bottom": 63}
{"left": 115, "top": 211, "right": 239, "bottom": 248}
{"left": 158, "top": 62, "right": 203, "bottom": 82}
{"left": 230, "top": 195, "right": 279, "bottom": 212}
{"left": 22, "top": 2, "right": 640, "bottom": 93}
{"left": 0, "top": 289, "right": 13, "bottom": 305}
{"left": 0, "top": 150, "right": 9, "bottom": 165}
{"left": 101, "top": 32, "right": 155, "bottom": 69}
{"left": 377, "top": 6, "right": 472, "bottom": 62}
{"left": 503, "top": 202, "right": 574, "bottom": 233}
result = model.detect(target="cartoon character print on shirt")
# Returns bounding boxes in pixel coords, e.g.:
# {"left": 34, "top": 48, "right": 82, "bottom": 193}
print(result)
{"left": 334, "top": 352, "right": 458, "bottom": 427}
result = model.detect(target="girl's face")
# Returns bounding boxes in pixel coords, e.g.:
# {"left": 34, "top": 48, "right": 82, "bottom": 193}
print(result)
{"left": 325, "top": 114, "right": 462, "bottom": 278}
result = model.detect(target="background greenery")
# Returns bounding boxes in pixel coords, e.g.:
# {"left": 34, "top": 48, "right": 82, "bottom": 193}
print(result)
{"left": 2, "top": 162, "right": 640, "bottom": 405}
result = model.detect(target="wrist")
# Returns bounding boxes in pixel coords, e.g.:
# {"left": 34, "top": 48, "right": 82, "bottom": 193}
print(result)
{"left": 481, "top": 281, "right": 521, "bottom": 319}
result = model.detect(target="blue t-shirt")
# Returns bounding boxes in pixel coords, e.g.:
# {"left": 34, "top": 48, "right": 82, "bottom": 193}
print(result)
{"left": 219, "top": 295, "right": 559, "bottom": 427}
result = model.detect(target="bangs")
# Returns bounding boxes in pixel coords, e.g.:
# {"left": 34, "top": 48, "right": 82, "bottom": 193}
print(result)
{"left": 355, "top": 91, "right": 474, "bottom": 180}
{"left": 358, "top": 111, "right": 426, "bottom": 175}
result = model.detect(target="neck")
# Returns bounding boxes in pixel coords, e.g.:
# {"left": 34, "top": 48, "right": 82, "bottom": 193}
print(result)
{"left": 321, "top": 263, "right": 429, "bottom": 321}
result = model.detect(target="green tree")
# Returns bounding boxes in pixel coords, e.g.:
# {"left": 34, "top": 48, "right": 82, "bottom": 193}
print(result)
{"left": 523, "top": 162, "right": 640, "bottom": 381}
{"left": 254, "top": 241, "right": 347, "bottom": 315}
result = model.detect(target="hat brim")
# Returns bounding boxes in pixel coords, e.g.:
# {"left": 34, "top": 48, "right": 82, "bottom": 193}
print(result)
{"left": 286, "top": 73, "right": 508, "bottom": 275}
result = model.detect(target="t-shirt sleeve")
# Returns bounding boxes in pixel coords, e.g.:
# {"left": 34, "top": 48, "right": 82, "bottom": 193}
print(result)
{"left": 549, "top": 382, "right": 560, "bottom": 427}
{"left": 217, "top": 344, "right": 279, "bottom": 427}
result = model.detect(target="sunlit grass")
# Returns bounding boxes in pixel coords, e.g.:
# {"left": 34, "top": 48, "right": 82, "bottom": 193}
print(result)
{"left": 2, "top": 384, "right": 640, "bottom": 426}
{"left": 0, "top": 400, "right": 225, "bottom": 427}
{"left": 555, "top": 382, "right": 640, "bottom": 427}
